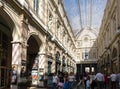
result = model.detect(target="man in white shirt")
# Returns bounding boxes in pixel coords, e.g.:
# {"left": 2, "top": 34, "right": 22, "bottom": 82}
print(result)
{"left": 94, "top": 72, "right": 104, "bottom": 89}
{"left": 110, "top": 72, "right": 117, "bottom": 89}
{"left": 52, "top": 73, "right": 58, "bottom": 89}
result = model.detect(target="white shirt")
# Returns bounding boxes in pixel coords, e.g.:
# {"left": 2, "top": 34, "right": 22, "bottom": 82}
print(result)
{"left": 53, "top": 75, "right": 58, "bottom": 83}
{"left": 110, "top": 74, "right": 117, "bottom": 81}
{"left": 95, "top": 73, "right": 104, "bottom": 81}
{"left": 69, "top": 75, "right": 75, "bottom": 82}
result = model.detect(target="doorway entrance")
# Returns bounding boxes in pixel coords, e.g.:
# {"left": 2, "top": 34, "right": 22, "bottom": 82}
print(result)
{"left": 0, "top": 16, "right": 12, "bottom": 88}
{"left": 27, "top": 36, "right": 40, "bottom": 85}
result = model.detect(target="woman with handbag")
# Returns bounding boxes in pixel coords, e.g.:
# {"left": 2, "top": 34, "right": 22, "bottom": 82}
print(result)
{"left": 58, "top": 72, "right": 64, "bottom": 89}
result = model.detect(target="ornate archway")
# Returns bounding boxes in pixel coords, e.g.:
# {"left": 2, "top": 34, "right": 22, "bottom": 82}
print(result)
{"left": 0, "top": 15, "right": 13, "bottom": 87}
{"left": 27, "top": 35, "right": 42, "bottom": 85}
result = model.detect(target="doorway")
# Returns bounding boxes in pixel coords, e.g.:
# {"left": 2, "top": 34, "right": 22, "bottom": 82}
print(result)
{"left": 0, "top": 18, "right": 12, "bottom": 88}
{"left": 27, "top": 36, "right": 39, "bottom": 85}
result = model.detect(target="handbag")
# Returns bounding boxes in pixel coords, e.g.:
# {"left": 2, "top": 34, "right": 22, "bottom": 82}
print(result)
{"left": 58, "top": 82, "right": 64, "bottom": 87}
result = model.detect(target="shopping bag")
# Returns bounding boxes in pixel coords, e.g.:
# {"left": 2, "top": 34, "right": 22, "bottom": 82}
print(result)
{"left": 58, "top": 82, "right": 64, "bottom": 87}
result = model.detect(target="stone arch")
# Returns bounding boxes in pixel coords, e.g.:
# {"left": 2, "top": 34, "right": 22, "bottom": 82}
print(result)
{"left": 0, "top": 9, "right": 15, "bottom": 38}
{"left": 26, "top": 34, "right": 43, "bottom": 85}
{"left": 28, "top": 25, "right": 45, "bottom": 48}
{"left": 0, "top": 7, "right": 17, "bottom": 87}
{"left": 27, "top": 35, "right": 41, "bottom": 54}
{"left": 28, "top": 32, "right": 43, "bottom": 48}
{"left": 0, "top": 6, "right": 20, "bottom": 41}
{"left": 27, "top": 32, "right": 44, "bottom": 60}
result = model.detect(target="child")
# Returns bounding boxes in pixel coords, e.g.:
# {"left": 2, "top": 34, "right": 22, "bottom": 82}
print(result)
{"left": 86, "top": 76, "right": 90, "bottom": 89}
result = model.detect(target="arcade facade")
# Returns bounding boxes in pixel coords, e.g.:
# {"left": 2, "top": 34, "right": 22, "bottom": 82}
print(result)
{"left": 0, "top": 0, "right": 120, "bottom": 89}
{"left": 0, "top": 0, "right": 76, "bottom": 88}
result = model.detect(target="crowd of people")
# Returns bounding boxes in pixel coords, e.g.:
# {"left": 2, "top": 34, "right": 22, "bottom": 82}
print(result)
{"left": 91, "top": 71, "right": 120, "bottom": 89}
{"left": 44, "top": 70, "right": 120, "bottom": 89}
{"left": 45, "top": 71, "right": 75, "bottom": 89}
{"left": 76, "top": 71, "right": 120, "bottom": 89}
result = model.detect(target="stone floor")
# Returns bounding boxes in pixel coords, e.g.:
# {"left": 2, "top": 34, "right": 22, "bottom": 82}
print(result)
{"left": 7, "top": 85, "right": 46, "bottom": 89}
{"left": 6, "top": 83, "right": 116, "bottom": 89}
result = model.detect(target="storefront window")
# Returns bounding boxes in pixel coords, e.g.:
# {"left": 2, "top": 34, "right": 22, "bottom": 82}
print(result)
{"left": 82, "top": 50, "right": 89, "bottom": 60}
{"left": 33, "top": 0, "right": 39, "bottom": 12}
{"left": 85, "top": 67, "right": 90, "bottom": 73}
{"left": 48, "top": 62, "right": 51, "bottom": 74}
{"left": 55, "top": 51, "right": 61, "bottom": 73}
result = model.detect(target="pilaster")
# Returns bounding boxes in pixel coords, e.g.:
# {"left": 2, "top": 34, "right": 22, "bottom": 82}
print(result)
{"left": 45, "top": 0, "right": 48, "bottom": 26}
{"left": 51, "top": 43, "right": 56, "bottom": 73}
{"left": 38, "top": 36, "right": 48, "bottom": 74}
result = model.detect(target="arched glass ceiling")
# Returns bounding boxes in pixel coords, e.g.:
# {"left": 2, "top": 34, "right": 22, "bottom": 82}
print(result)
{"left": 63, "top": 0, "right": 107, "bottom": 32}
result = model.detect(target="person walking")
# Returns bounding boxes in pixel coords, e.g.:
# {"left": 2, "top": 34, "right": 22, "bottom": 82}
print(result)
{"left": 52, "top": 73, "right": 58, "bottom": 89}
{"left": 104, "top": 73, "right": 108, "bottom": 89}
{"left": 86, "top": 76, "right": 90, "bottom": 89}
{"left": 58, "top": 72, "right": 64, "bottom": 89}
{"left": 94, "top": 71, "right": 104, "bottom": 89}
{"left": 83, "top": 72, "right": 88, "bottom": 89}
{"left": 110, "top": 71, "right": 117, "bottom": 89}
{"left": 11, "top": 66, "right": 17, "bottom": 84}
